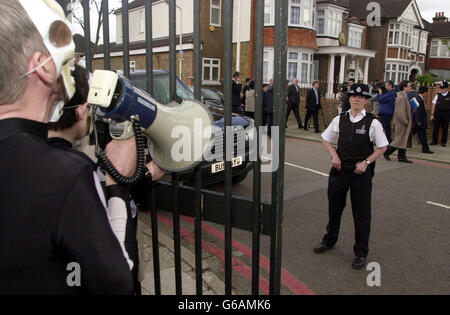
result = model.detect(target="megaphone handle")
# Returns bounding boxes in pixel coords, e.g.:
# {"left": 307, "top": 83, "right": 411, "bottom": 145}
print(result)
{"left": 97, "top": 118, "right": 147, "bottom": 186}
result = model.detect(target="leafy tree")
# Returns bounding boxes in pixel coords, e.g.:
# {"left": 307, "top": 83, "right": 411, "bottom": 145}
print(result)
{"left": 416, "top": 73, "right": 435, "bottom": 87}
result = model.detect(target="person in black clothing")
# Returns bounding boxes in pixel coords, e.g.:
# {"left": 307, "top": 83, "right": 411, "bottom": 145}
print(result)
{"left": 263, "top": 80, "right": 274, "bottom": 138}
{"left": 431, "top": 81, "right": 450, "bottom": 147}
{"left": 241, "top": 77, "right": 251, "bottom": 108}
{"left": 314, "top": 84, "right": 389, "bottom": 270}
{"left": 232, "top": 71, "right": 243, "bottom": 114}
{"left": 412, "top": 86, "right": 433, "bottom": 154}
{"left": 0, "top": 0, "right": 134, "bottom": 294}
{"left": 285, "top": 78, "right": 303, "bottom": 129}
{"left": 305, "top": 81, "right": 322, "bottom": 133}
{"left": 341, "top": 79, "right": 355, "bottom": 113}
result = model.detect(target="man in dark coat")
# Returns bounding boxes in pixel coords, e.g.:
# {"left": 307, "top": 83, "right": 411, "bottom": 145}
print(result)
{"left": 285, "top": 78, "right": 303, "bottom": 129}
{"left": 305, "top": 81, "right": 322, "bottom": 133}
{"left": 232, "top": 71, "right": 243, "bottom": 114}
{"left": 263, "top": 79, "right": 274, "bottom": 138}
{"left": 411, "top": 86, "right": 433, "bottom": 154}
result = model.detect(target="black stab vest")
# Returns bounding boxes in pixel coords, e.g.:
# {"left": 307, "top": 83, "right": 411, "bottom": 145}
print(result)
{"left": 436, "top": 93, "right": 450, "bottom": 113}
{"left": 337, "top": 112, "right": 375, "bottom": 164}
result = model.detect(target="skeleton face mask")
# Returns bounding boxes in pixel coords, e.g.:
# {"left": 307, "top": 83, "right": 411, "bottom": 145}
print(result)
{"left": 19, "top": 0, "right": 76, "bottom": 119}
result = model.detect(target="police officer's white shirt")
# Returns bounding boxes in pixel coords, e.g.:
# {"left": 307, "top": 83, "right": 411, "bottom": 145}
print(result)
{"left": 322, "top": 109, "right": 389, "bottom": 148}
{"left": 433, "top": 91, "right": 448, "bottom": 105}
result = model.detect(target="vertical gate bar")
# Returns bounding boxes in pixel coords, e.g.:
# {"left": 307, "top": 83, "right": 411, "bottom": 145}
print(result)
{"left": 224, "top": 0, "right": 234, "bottom": 296}
{"left": 145, "top": 0, "right": 153, "bottom": 94}
{"left": 171, "top": 173, "right": 182, "bottom": 295}
{"left": 193, "top": 0, "right": 203, "bottom": 296}
{"left": 169, "top": 0, "right": 177, "bottom": 101}
{"left": 122, "top": 0, "right": 130, "bottom": 78}
{"left": 82, "top": 0, "right": 92, "bottom": 72}
{"left": 150, "top": 182, "right": 161, "bottom": 295}
{"left": 102, "top": 0, "right": 110, "bottom": 70}
{"left": 251, "top": 0, "right": 264, "bottom": 296}
{"left": 270, "top": 0, "right": 288, "bottom": 296}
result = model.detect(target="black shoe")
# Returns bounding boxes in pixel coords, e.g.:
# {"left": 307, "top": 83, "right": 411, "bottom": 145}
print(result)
{"left": 313, "top": 243, "right": 334, "bottom": 254}
{"left": 423, "top": 151, "right": 434, "bottom": 154}
{"left": 352, "top": 257, "right": 366, "bottom": 270}
{"left": 304, "top": 127, "right": 308, "bottom": 131}
{"left": 298, "top": 126, "right": 303, "bottom": 129}
{"left": 430, "top": 143, "right": 438, "bottom": 146}
{"left": 398, "top": 158, "right": 413, "bottom": 164}
{"left": 384, "top": 154, "right": 391, "bottom": 161}
{"left": 442, "top": 144, "right": 447, "bottom": 147}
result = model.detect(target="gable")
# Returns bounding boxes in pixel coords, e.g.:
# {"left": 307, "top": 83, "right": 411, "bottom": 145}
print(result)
{"left": 398, "top": 1, "right": 424, "bottom": 28}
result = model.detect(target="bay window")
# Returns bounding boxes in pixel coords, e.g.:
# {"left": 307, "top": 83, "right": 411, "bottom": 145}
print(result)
{"left": 264, "top": 47, "right": 314, "bottom": 84}
{"left": 388, "top": 23, "right": 413, "bottom": 48}
{"left": 288, "top": 0, "right": 314, "bottom": 28}
{"left": 316, "top": 6, "right": 342, "bottom": 38}
{"left": 419, "top": 32, "right": 428, "bottom": 54}
{"left": 264, "top": 0, "right": 274, "bottom": 25}
{"left": 385, "top": 63, "right": 410, "bottom": 84}
{"left": 348, "top": 24, "right": 364, "bottom": 48}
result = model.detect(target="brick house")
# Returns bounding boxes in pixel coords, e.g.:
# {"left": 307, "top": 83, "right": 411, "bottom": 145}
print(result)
{"left": 347, "top": 0, "right": 429, "bottom": 85}
{"left": 427, "top": 12, "right": 450, "bottom": 81}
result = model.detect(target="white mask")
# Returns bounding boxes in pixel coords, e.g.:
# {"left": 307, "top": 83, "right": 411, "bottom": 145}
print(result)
{"left": 48, "top": 101, "right": 65, "bottom": 123}
{"left": 19, "top": 0, "right": 76, "bottom": 104}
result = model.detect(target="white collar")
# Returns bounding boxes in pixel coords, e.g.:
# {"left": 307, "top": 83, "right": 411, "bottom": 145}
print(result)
{"left": 347, "top": 109, "right": 366, "bottom": 119}
{"left": 441, "top": 91, "right": 448, "bottom": 96}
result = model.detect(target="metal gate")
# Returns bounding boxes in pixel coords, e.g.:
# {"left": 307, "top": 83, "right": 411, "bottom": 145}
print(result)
{"left": 60, "top": 0, "right": 288, "bottom": 296}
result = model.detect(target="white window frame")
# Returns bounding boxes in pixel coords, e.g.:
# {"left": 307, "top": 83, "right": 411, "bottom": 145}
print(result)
{"left": 388, "top": 22, "right": 413, "bottom": 48}
{"left": 411, "top": 29, "right": 419, "bottom": 52}
{"left": 419, "top": 32, "right": 428, "bottom": 54}
{"left": 316, "top": 9, "right": 325, "bottom": 35}
{"left": 316, "top": 5, "right": 343, "bottom": 38}
{"left": 210, "top": 0, "right": 222, "bottom": 27}
{"left": 385, "top": 62, "right": 410, "bottom": 84}
{"left": 139, "top": 10, "right": 145, "bottom": 34}
{"left": 430, "top": 39, "right": 449, "bottom": 58}
{"left": 286, "top": 48, "right": 314, "bottom": 85}
{"left": 264, "top": 0, "right": 275, "bottom": 26}
{"left": 263, "top": 47, "right": 274, "bottom": 83}
{"left": 202, "top": 58, "right": 221, "bottom": 85}
{"left": 348, "top": 24, "right": 364, "bottom": 48}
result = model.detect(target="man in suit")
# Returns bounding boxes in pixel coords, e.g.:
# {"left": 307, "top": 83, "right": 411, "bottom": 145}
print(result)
{"left": 412, "top": 86, "right": 433, "bottom": 154}
{"left": 384, "top": 81, "right": 414, "bottom": 163}
{"left": 305, "top": 81, "right": 322, "bottom": 133}
{"left": 232, "top": 71, "right": 243, "bottom": 114}
{"left": 263, "top": 79, "right": 274, "bottom": 138}
{"left": 285, "top": 78, "right": 303, "bottom": 129}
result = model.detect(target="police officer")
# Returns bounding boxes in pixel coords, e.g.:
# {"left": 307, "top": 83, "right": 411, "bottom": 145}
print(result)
{"left": 313, "top": 84, "right": 389, "bottom": 270}
{"left": 431, "top": 81, "right": 450, "bottom": 147}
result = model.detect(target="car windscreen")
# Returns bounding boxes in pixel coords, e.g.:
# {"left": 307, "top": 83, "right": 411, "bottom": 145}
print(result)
{"left": 202, "top": 89, "right": 221, "bottom": 101}
{"left": 130, "top": 72, "right": 194, "bottom": 105}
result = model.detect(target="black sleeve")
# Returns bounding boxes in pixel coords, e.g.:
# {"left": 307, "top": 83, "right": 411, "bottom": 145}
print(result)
{"left": 55, "top": 166, "right": 133, "bottom": 295}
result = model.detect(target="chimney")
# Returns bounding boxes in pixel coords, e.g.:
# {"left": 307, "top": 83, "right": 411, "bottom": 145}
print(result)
{"left": 433, "top": 12, "right": 447, "bottom": 24}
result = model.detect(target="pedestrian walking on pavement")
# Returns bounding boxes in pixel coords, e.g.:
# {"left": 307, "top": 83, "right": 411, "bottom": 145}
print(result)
{"left": 384, "top": 81, "right": 414, "bottom": 163}
{"left": 245, "top": 80, "right": 255, "bottom": 119}
{"left": 412, "top": 86, "right": 434, "bottom": 154}
{"left": 263, "top": 80, "right": 274, "bottom": 138}
{"left": 314, "top": 84, "right": 389, "bottom": 270}
{"left": 305, "top": 81, "right": 322, "bottom": 133}
{"left": 378, "top": 80, "right": 397, "bottom": 143}
{"left": 431, "top": 81, "right": 450, "bottom": 147}
{"left": 285, "top": 78, "right": 303, "bottom": 129}
{"left": 232, "top": 71, "right": 243, "bottom": 114}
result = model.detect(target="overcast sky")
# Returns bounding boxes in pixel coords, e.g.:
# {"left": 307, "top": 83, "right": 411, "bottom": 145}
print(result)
{"left": 416, "top": 0, "right": 450, "bottom": 22}
{"left": 73, "top": 0, "right": 450, "bottom": 45}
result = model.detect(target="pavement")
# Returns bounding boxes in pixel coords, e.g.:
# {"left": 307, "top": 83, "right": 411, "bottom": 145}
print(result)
{"left": 285, "top": 118, "right": 450, "bottom": 165}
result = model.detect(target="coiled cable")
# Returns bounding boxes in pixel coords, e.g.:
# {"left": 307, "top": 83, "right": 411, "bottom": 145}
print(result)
{"left": 95, "top": 115, "right": 147, "bottom": 186}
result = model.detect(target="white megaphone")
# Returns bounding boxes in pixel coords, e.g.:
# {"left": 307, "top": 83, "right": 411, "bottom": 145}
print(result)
{"left": 87, "top": 70, "right": 214, "bottom": 172}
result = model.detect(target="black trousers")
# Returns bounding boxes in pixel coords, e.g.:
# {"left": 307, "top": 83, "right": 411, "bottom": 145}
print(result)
{"left": 286, "top": 103, "right": 303, "bottom": 127}
{"left": 432, "top": 111, "right": 450, "bottom": 145}
{"left": 385, "top": 145, "right": 408, "bottom": 160}
{"left": 379, "top": 114, "right": 393, "bottom": 143}
{"left": 305, "top": 109, "right": 319, "bottom": 131}
{"left": 416, "top": 128, "right": 431, "bottom": 153}
{"left": 322, "top": 167, "right": 372, "bottom": 258}
{"left": 267, "top": 113, "right": 273, "bottom": 138}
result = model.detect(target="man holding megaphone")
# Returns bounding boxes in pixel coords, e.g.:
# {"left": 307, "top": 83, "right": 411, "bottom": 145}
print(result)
{"left": 0, "top": 0, "right": 136, "bottom": 295}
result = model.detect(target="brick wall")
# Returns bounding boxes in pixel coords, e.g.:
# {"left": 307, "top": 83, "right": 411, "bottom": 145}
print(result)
{"left": 429, "top": 58, "right": 450, "bottom": 70}
{"left": 367, "top": 22, "right": 388, "bottom": 82}
{"left": 264, "top": 27, "right": 318, "bottom": 49}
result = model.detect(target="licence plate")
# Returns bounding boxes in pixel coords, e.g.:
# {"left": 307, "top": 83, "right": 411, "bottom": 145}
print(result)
{"left": 211, "top": 157, "right": 243, "bottom": 174}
